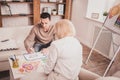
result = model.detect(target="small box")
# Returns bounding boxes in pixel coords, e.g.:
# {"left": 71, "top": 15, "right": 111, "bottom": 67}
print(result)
{"left": 42, "top": 7, "right": 52, "bottom": 15}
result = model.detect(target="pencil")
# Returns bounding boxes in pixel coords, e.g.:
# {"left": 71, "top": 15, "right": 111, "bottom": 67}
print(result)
{"left": 14, "top": 54, "right": 17, "bottom": 60}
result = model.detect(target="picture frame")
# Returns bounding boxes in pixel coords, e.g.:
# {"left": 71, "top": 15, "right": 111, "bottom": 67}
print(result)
{"left": 91, "top": 13, "right": 99, "bottom": 19}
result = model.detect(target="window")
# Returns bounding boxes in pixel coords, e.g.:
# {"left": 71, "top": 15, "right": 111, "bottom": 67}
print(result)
{"left": 86, "top": 0, "right": 116, "bottom": 23}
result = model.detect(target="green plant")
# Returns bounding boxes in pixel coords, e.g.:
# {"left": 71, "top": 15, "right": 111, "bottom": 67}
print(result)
{"left": 52, "top": 9, "right": 57, "bottom": 15}
{"left": 103, "top": 11, "right": 108, "bottom": 16}
{"left": 52, "top": 9, "right": 56, "bottom": 11}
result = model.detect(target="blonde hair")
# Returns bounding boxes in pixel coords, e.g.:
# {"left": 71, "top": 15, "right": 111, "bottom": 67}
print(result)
{"left": 54, "top": 19, "right": 76, "bottom": 39}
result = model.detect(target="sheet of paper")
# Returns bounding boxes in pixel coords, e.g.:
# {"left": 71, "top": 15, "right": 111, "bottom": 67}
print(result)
{"left": 24, "top": 53, "right": 46, "bottom": 61}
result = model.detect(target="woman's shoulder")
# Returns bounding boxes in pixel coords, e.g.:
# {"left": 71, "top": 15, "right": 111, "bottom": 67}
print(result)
{"left": 51, "top": 37, "right": 77, "bottom": 45}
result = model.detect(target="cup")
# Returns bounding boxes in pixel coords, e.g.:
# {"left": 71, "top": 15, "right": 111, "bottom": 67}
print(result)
{"left": 12, "top": 60, "right": 19, "bottom": 68}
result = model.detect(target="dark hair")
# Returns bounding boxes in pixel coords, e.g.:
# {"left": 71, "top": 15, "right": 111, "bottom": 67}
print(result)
{"left": 40, "top": 12, "right": 51, "bottom": 20}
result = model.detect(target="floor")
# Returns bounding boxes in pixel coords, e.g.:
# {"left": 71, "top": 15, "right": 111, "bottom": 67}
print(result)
{"left": 0, "top": 70, "right": 9, "bottom": 80}
{"left": 0, "top": 44, "right": 110, "bottom": 80}
{"left": 82, "top": 44, "right": 110, "bottom": 76}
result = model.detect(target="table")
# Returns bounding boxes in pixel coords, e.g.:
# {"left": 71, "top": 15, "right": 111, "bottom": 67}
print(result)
{"left": 0, "top": 49, "right": 24, "bottom": 71}
{"left": 9, "top": 53, "right": 46, "bottom": 80}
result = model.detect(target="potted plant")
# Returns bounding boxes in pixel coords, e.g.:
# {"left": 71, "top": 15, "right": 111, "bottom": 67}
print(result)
{"left": 52, "top": 9, "right": 57, "bottom": 15}
{"left": 103, "top": 11, "right": 108, "bottom": 20}
{"left": 103, "top": 11, "right": 108, "bottom": 16}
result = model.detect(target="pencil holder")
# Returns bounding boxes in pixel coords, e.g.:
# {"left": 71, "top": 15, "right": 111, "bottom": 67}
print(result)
{"left": 12, "top": 60, "right": 19, "bottom": 68}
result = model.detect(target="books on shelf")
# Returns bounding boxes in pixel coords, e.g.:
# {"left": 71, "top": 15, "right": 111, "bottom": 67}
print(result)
{"left": 58, "top": 4, "right": 64, "bottom": 15}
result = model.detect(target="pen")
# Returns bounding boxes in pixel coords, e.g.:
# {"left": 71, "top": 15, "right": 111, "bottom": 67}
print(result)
{"left": 14, "top": 54, "right": 17, "bottom": 61}
{"left": 10, "top": 57, "right": 14, "bottom": 61}
{"left": 1, "top": 39, "right": 9, "bottom": 42}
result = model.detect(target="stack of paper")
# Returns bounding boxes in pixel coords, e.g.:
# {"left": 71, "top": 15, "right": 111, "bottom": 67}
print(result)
{"left": 24, "top": 53, "right": 46, "bottom": 61}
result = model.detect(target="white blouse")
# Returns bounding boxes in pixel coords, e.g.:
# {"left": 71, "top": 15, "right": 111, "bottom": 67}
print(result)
{"left": 44, "top": 36, "right": 83, "bottom": 80}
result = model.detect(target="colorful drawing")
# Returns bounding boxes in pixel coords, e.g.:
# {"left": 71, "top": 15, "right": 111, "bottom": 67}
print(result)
{"left": 104, "top": 3, "right": 120, "bottom": 35}
{"left": 18, "top": 61, "right": 40, "bottom": 73}
{"left": 114, "top": 15, "right": 120, "bottom": 28}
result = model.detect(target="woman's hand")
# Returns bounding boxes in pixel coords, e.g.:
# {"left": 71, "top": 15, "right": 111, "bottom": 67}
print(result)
{"left": 41, "top": 48, "right": 49, "bottom": 56}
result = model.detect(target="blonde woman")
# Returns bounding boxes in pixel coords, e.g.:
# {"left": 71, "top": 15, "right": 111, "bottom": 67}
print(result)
{"left": 43, "top": 19, "right": 83, "bottom": 80}
{"left": 21, "top": 19, "right": 83, "bottom": 80}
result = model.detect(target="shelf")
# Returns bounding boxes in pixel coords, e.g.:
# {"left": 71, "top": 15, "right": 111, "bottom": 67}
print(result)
{"left": 1, "top": 14, "right": 33, "bottom": 18}
{"left": 0, "top": 0, "right": 72, "bottom": 27}
{"left": 0, "top": 1, "right": 33, "bottom": 4}
{"left": 41, "top": 2, "right": 66, "bottom": 4}
{"left": 51, "top": 14, "right": 64, "bottom": 16}
{"left": 85, "top": 17, "right": 104, "bottom": 24}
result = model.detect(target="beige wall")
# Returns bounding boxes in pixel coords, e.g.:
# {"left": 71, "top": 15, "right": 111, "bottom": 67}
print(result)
{"left": 1, "top": 0, "right": 120, "bottom": 59}
{"left": 71, "top": 0, "right": 113, "bottom": 58}
{"left": 71, "top": 0, "right": 120, "bottom": 76}
{"left": 71, "top": 0, "right": 93, "bottom": 47}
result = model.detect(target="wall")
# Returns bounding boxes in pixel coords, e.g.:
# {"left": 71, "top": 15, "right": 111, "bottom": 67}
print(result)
{"left": 86, "top": 0, "right": 115, "bottom": 22}
{"left": 71, "top": 0, "right": 96, "bottom": 48}
{"left": 1, "top": 3, "right": 32, "bottom": 27}
{"left": 71, "top": 0, "right": 120, "bottom": 76}
{"left": 71, "top": 0, "right": 113, "bottom": 58}
{"left": 71, "top": 0, "right": 93, "bottom": 47}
